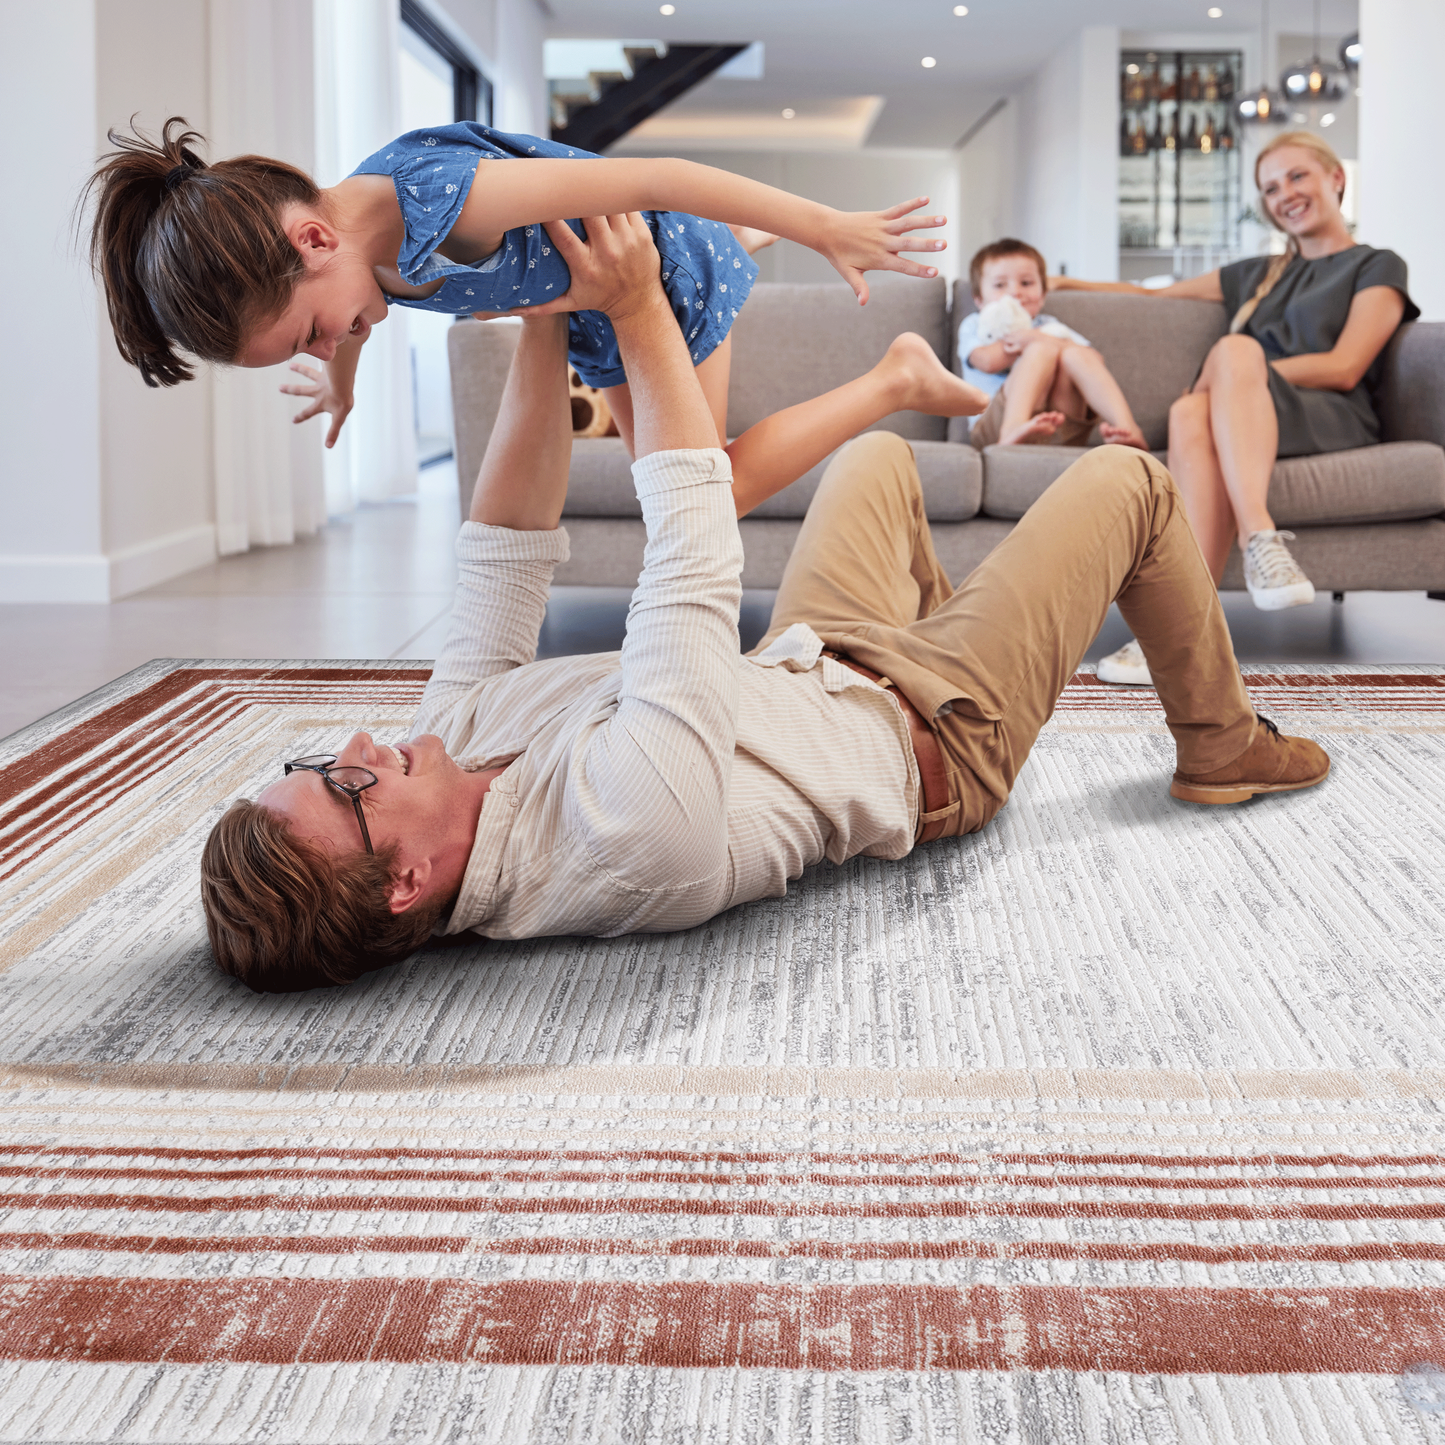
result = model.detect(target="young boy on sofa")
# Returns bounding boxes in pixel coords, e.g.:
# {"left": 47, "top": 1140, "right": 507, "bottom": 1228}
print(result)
{"left": 958, "top": 238, "right": 1149, "bottom": 451}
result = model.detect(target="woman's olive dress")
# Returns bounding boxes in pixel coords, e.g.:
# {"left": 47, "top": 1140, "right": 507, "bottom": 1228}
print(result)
{"left": 1218, "top": 245, "right": 1418, "bottom": 457}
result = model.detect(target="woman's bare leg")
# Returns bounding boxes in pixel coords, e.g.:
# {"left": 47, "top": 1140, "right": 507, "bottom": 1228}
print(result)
{"left": 1058, "top": 345, "right": 1149, "bottom": 449}
{"left": 1167, "top": 391, "right": 1236, "bottom": 581}
{"left": 1194, "top": 334, "right": 1279, "bottom": 545}
{"left": 726, "top": 333, "right": 988, "bottom": 517}
{"left": 605, "top": 336, "right": 731, "bottom": 456}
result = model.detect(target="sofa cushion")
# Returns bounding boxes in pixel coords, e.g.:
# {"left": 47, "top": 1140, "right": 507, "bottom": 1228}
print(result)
{"left": 728, "top": 279, "right": 951, "bottom": 441}
{"left": 950, "top": 281, "right": 1227, "bottom": 451}
{"left": 979, "top": 440, "right": 1445, "bottom": 526}
{"left": 564, "top": 436, "right": 982, "bottom": 521}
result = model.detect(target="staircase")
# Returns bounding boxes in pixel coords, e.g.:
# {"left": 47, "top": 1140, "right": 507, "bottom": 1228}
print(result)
{"left": 550, "top": 44, "right": 748, "bottom": 153}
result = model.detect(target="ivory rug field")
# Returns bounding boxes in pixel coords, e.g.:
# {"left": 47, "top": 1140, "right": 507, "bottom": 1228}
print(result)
{"left": 1, "top": 660, "right": 1444, "bottom": 1444}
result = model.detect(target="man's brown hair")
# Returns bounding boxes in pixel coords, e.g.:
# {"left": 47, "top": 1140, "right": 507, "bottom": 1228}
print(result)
{"left": 201, "top": 801, "right": 448, "bottom": 993}
{"left": 969, "top": 238, "right": 1049, "bottom": 299}
{"left": 82, "top": 116, "right": 321, "bottom": 387}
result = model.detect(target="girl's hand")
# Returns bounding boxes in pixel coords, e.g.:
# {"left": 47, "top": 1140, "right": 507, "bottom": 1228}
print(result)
{"left": 280, "top": 361, "right": 355, "bottom": 449}
{"left": 820, "top": 196, "right": 947, "bottom": 306}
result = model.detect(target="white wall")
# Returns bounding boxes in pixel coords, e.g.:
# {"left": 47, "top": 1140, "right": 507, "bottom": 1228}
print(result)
{"left": 0, "top": 0, "right": 223, "bottom": 602}
{"left": 0, "top": 0, "right": 105, "bottom": 601}
{"left": 1359, "top": 0, "right": 1444, "bottom": 319}
{"left": 1015, "top": 25, "right": 1120, "bottom": 281}
{"left": 954, "top": 101, "right": 1019, "bottom": 290}
{"left": 424, "top": 0, "right": 547, "bottom": 135}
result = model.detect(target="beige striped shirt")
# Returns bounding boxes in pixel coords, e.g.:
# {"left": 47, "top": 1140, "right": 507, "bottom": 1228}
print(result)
{"left": 412, "top": 447, "right": 918, "bottom": 940}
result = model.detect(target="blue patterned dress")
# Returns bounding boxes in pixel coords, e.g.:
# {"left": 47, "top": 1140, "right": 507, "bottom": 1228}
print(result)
{"left": 350, "top": 123, "right": 759, "bottom": 387}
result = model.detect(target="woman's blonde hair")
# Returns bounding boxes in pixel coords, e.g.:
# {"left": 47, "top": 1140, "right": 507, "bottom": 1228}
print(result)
{"left": 1229, "top": 130, "right": 1347, "bottom": 333}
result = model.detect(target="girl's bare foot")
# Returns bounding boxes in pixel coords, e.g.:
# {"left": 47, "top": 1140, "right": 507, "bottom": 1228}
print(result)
{"left": 1001, "top": 411, "right": 1066, "bottom": 445}
{"left": 880, "top": 331, "right": 990, "bottom": 416}
{"left": 1099, "top": 422, "right": 1152, "bottom": 451}
{"left": 729, "top": 225, "right": 780, "bottom": 256}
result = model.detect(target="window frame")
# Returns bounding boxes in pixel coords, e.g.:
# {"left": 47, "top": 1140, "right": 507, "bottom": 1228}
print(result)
{"left": 399, "top": 0, "right": 493, "bottom": 125}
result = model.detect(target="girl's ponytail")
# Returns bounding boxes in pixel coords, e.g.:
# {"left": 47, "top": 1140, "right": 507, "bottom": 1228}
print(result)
{"left": 82, "top": 117, "right": 321, "bottom": 386}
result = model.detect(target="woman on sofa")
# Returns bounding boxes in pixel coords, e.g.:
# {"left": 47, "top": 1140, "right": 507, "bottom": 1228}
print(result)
{"left": 1053, "top": 131, "right": 1417, "bottom": 686}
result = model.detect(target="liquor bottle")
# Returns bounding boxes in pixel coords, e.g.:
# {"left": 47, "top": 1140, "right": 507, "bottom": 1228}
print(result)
{"left": 1149, "top": 109, "right": 1165, "bottom": 151}
{"left": 1134, "top": 116, "right": 1149, "bottom": 153}
{"left": 1185, "top": 64, "right": 1200, "bottom": 100}
{"left": 1200, "top": 114, "right": 1216, "bottom": 152}
{"left": 1218, "top": 113, "right": 1235, "bottom": 150}
{"left": 1202, "top": 65, "right": 1219, "bottom": 101}
{"left": 1219, "top": 64, "right": 1234, "bottom": 100}
{"left": 1184, "top": 111, "right": 1199, "bottom": 149}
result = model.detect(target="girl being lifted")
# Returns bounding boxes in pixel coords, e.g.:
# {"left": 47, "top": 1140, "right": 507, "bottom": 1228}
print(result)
{"left": 86, "top": 118, "right": 954, "bottom": 466}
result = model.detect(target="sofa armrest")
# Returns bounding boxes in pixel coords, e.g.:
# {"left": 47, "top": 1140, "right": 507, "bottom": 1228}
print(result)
{"left": 447, "top": 318, "right": 523, "bottom": 515}
{"left": 1377, "top": 322, "right": 1445, "bottom": 449}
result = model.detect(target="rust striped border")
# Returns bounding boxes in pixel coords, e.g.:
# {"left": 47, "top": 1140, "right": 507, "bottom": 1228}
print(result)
{"left": 0, "top": 668, "right": 429, "bottom": 882}
{"left": 7, "top": 1232, "right": 1445, "bottom": 1267}
{"left": 2, "top": 1144, "right": 1441, "bottom": 1169}
{"left": 3, "top": 1277, "right": 1443, "bottom": 1372}
{"left": 4, "top": 1189, "right": 1443, "bottom": 1222}
{"left": 3, "top": 1163, "right": 1442, "bottom": 1192}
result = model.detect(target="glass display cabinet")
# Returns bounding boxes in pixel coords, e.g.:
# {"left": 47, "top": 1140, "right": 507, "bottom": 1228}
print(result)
{"left": 1119, "top": 49, "right": 1244, "bottom": 270}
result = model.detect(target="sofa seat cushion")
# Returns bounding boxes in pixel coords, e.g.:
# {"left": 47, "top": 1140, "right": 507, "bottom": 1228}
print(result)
{"left": 979, "top": 440, "right": 1445, "bottom": 525}
{"left": 563, "top": 436, "right": 982, "bottom": 521}
{"left": 1269, "top": 442, "right": 1445, "bottom": 526}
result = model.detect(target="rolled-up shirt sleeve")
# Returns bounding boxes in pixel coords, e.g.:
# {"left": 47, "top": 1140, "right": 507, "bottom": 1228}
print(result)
{"left": 568, "top": 447, "right": 744, "bottom": 902}
{"left": 412, "top": 521, "right": 570, "bottom": 738}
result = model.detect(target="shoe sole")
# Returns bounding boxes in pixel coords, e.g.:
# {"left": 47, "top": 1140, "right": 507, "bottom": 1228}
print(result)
{"left": 1247, "top": 582, "right": 1316, "bottom": 611}
{"left": 1097, "top": 667, "right": 1153, "bottom": 687}
{"left": 1170, "top": 758, "right": 1330, "bottom": 805}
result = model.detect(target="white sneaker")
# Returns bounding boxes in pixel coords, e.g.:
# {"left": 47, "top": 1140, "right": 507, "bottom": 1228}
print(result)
{"left": 1243, "top": 530, "right": 1315, "bottom": 611}
{"left": 1097, "top": 638, "right": 1153, "bottom": 687}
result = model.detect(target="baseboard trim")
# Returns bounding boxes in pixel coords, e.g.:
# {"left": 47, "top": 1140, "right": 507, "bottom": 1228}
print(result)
{"left": 0, "top": 524, "right": 217, "bottom": 603}
{"left": 107, "top": 523, "right": 217, "bottom": 599}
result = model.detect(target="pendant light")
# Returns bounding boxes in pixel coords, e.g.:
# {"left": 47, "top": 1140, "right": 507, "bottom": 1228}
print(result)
{"left": 1237, "top": 0, "right": 1287, "bottom": 126}
{"left": 1280, "top": 0, "right": 1350, "bottom": 103}
{"left": 1338, "top": 32, "right": 1360, "bottom": 74}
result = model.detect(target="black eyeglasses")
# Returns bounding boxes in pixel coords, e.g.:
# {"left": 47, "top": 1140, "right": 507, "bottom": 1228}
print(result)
{"left": 283, "top": 755, "right": 378, "bottom": 854}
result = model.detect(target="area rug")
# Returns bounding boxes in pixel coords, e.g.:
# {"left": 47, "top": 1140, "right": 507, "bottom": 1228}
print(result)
{"left": 1, "top": 660, "right": 1443, "bottom": 1444}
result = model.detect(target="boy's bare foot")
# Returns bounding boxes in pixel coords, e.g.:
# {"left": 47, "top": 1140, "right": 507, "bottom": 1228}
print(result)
{"left": 1099, "top": 422, "right": 1152, "bottom": 451}
{"left": 880, "top": 332, "right": 991, "bottom": 416}
{"left": 1001, "top": 411, "right": 1066, "bottom": 445}
{"left": 729, "top": 225, "right": 780, "bottom": 256}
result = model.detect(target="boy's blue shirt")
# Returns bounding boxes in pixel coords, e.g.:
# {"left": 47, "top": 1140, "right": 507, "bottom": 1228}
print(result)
{"left": 954, "top": 310, "right": 1091, "bottom": 426}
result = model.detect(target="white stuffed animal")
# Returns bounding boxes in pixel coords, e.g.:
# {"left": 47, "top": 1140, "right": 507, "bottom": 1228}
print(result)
{"left": 974, "top": 295, "right": 1074, "bottom": 345}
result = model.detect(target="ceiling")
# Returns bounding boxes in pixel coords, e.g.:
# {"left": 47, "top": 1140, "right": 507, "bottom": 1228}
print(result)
{"left": 543, "top": 0, "right": 1361, "bottom": 149}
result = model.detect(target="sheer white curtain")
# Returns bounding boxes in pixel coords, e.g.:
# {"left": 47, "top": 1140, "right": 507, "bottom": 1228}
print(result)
{"left": 207, "top": 0, "right": 328, "bottom": 554}
{"left": 313, "top": 0, "right": 419, "bottom": 514}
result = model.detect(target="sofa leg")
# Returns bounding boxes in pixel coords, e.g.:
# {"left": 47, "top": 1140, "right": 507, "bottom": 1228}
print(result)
{"left": 1430, "top": 592, "right": 1445, "bottom": 602}
{"left": 1331, "top": 591, "right": 1345, "bottom": 604}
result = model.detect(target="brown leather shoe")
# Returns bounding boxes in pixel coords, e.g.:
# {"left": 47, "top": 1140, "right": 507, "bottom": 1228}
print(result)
{"left": 1171, "top": 714, "right": 1330, "bottom": 805}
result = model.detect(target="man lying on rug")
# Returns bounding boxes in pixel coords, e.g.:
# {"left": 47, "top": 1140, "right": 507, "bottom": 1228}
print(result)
{"left": 201, "top": 212, "right": 1329, "bottom": 993}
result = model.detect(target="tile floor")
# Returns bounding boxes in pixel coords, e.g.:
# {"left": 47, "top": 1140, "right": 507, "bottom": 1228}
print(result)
{"left": 3, "top": 459, "right": 1441, "bottom": 741}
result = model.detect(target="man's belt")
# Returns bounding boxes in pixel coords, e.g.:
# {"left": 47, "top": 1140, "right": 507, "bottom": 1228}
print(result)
{"left": 822, "top": 650, "right": 958, "bottom": 844}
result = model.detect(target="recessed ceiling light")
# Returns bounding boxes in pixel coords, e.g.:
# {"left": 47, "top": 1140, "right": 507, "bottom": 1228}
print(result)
{"left": 781, "top": 108, "right": 796, "bottom": 119}
{"left": 953, "top": 5, "right": 969, "bottom": 15}
{"left": 921, "top": 55, "right": 937, "bottom": 68}
{"left": 1126, "top": 63, "right": 1139, "bottom": 74}
{"left": 1207, "top": 6, "right": 1222, "bottom": 15}
{"left": 659, "top": 3, "right": 675, "bottom": 12}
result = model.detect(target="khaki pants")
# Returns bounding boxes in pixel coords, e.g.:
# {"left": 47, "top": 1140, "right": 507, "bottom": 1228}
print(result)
{"left": 749, "top": 433, "right": 1256, "bottom": 838}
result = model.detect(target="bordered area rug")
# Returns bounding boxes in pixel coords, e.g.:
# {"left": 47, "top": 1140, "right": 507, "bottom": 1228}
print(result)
{"left": 1, "top": 661, "right": 1444, "bottom": 1443}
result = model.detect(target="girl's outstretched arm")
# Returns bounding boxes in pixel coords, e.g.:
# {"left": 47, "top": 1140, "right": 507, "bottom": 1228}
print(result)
{"left": 449, "top": 157, "right": 945, "bottom": 305}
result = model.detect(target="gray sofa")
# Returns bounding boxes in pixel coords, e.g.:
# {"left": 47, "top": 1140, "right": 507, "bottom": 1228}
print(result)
{"left": 448, "top": 277, "right": 1445, "bottom": 594}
